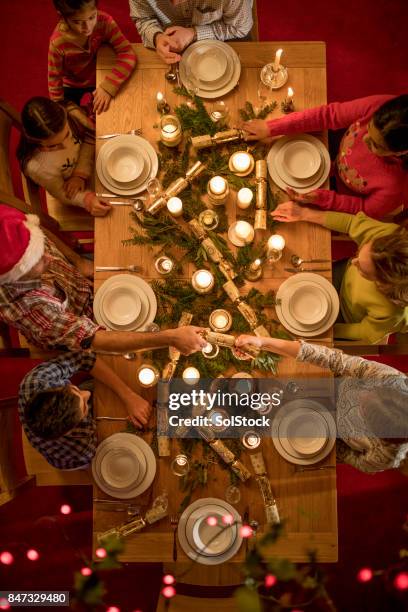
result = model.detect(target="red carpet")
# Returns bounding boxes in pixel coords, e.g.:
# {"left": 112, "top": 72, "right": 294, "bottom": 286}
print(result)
{"left": 1, "top": 2, "right": 407, "bottom": 611}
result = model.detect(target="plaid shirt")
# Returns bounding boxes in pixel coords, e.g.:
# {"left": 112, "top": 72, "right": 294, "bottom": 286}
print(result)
{"left": 129, "top": 0, "right": 253, "bottom": 48}
{"left": 0, "top": 238, "right": 100, "bottom": 351}
{"left": 18, "top": 351, "right": 97, "bottom": 470}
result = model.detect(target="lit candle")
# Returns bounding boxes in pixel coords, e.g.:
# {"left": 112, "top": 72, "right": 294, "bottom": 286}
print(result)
{"left": 250, "top": 258, "right": 262, "bottom": 271}
{"left": 209, "top": 309, "right": 232, "bottom": 332}
{"left": 214, "top": 313, "right": 228, "bottom": 329}
{"left": 167, "top": 196, "right": 183, "bottom": 217}
{"left": 209, "top": 176, "right": 227, "bottom": 195}
{"left": 237, "top": 187, "right": 253, "bottom": 209}
{"left": 202, "top": 342, "right": 213, "bottom": 354}
{"left": 156, "top": 91, "right": 168, "bottom": 112}
{"left": 267, "top": 234, "right": 285, "bottom": 251}
{"left": 192, "top": 269, "right": 215, "bottom": 294}
{"left": 182, "top": 366, "right": 200, "bottom": 385}
{"left": 287, "top": 87, "right": 294, "bottom": 100}
{"left": 235, "top": 221, "right": 254, "bottom": 242}
{"left": 202, "top": 342, "right": 220, "bottom": 359}
{"left": 137, "top": 364, "right": 159, "bottom": 388}
{"left": 273, "top": 48, "right": 283, "bottom": 71}
{"left": 160, "top": 114, "right": 182, "bottom": 147}
{"left": 231, "top": 152, "right": 251, "bottom": 173}
{"left": 241, "top": 431, "right": 261, "bottom": 450}
{"left": 154, "top": 255, "right": 174, "bottom": 275}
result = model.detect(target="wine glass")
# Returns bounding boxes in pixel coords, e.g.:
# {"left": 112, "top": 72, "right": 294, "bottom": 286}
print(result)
{"left": 257, "top": 69, "right": 274, "bottom": 110}
{"left": 147, "top": 177, "right": 163, "bottom": 197}
{"left": 171, "top": 454, "right": 190, "bottom": 477}
{"left": 210, "top": 101, "right": 229, "bottom": 124}
{"left": 184, "top": 64, "right": 200, "bottom": 96}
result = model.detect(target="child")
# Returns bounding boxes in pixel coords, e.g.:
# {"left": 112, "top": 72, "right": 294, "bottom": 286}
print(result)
{"left": 17, "top": 96, "right": 111, "bottom": 216}
{"left": 49, "top": 0, "right": 137, "bottom": 114}
{"left": 243, "top": 95, "right": 408, "bottom": 219}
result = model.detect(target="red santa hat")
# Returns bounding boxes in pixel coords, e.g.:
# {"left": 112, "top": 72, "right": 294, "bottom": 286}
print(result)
{"left": 0, "top": 204, "right": 45, "bottom": 284}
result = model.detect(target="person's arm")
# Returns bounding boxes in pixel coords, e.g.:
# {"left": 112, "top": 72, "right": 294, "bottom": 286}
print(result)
{"left": 336, "top": 438, "right": 397, "bottom": 473}
{"left": 235, "top": 335, "right": 301, "bottom": 358}
{"left": 334, "top": 317, "right": 398, "bottom": 344}
{"left": 42, "top": 231, "right": 93, "bottom": 279}
{"left": 90, "top": 356, "right": 151, "bottom": 427}
{"left": 91, "top": 326, "right": 207, "bottom": 355}
{"left": 193, "top": 0, "right": 253, "bottom": 41}
{"left": 129, "top": 0, "right": 165, "bottom": 48}
{"left": 67, "top": 105, "right": 95, "bottom": 181}
{"left": 98, "top": 13, "right": 137, "bottom": 97}
{"left": 48, "top": 40, "right": 64, "bottom": 101}
{"left": 26, "top": 158, "right": 92, "bottom": 208}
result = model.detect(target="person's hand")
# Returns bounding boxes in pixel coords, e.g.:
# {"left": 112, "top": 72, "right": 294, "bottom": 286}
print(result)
{"left": 64, "top": 175, "right": 85, "bottom": 198}
{"left": 155, "top": 33, "right": 182, "bottom": 64}
{"left": 122, "top": 390, "right": 152, "bottom": 428}
{"left": 242, "top": 119, "right": 270, "bottom": 141}
{"left": 286, "top": 187, "right": 318, "bottom": 205}
{"left": 76, "top": 257, "right": 94, "bottom": 280}
{"left": 270, "top": 201, "right": 307, "bottom": 223}
{"left": 164, "top": 25, "right": 195, "bottom": 51}
{"left": 170, "top": 326, "right": 207, "bottom": 355}
{"left": 235, "top": 334, "right": 264, "bottom": 350}
{"left": 92, "top": 87, "right": 112, "bottom": 115}
{"left": 84, "top": 195, "right": 112, "bottom": 217}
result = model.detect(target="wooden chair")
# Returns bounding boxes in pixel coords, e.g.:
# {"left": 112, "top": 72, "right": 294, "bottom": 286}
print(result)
{"left": 251, "top": 0, "right": 259, "bottom": 41}
{"left": 0, "top": 98, "right": 94, "bottom": 232}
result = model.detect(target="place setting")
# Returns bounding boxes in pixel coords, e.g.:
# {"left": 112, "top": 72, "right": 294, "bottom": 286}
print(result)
{"left": 267, "top": 133, "right": 331, "bottom": 193}
{"left": 96, "top": 134, "right": 159, "bottom": 196}
{"left": 179, "top": 39, "right": 241, "bottom": 98}
{"left": 93, "top": 273, "right": 157, "bottom": 331}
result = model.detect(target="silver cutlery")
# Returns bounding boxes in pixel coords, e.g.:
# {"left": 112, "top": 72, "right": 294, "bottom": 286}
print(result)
{"left": 94, "top": 499, "right": 140, "bottom": 516}
{"left": 93, "top": 350, "right": 138, "bottom": 359}
{"left": 295, "top": 465, "right": 336, "bottom": 473}
{"left": 165, "top": 64, "right": 177, "bottom": 83}
{"left": 108, "top": 200, "right": 145, "bottom": 211}
{"left": 170, "top": 514, "right": 179, "bottom": 561}
{"left": 96, "top": 416, "right": 129, "bottom": 421}
{"left": 97, "top": 129, "right": 142, "bottom": 139}
{"left": 95, "top": 265, "right": 141, "bottom": 272}
{"left": 284, "top": 267, "right": 331, "bottom": 273}
{"left": 291, "top": 255, "right": 332, "bottom": 268}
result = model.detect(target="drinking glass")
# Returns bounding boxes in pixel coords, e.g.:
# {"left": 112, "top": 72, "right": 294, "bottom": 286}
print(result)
{"left": 171, "top": 454, "right": 190, "bottom": 477}
{"left": 184, "top": 64, "right": 200, "bottom": 96}
{"left": 257, "top": 70, "right": 274, "bottom": 109}
{"left": 210, "top": 101, "right": 229, "bottom": 124}
{"left": 147, "top": 178, "right": 163, "bottom": 197}
{"left": 225, "top": 484, "right": 241, "bottom": 505}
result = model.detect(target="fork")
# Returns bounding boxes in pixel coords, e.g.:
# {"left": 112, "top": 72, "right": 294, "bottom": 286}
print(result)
{"left": 295, "top": 465, "right": 336, "bottom": 473}
{"left": 170, "top": 514, "right": 179, "bottom": 561}
{"left": 97, "top": 129, "right": 142, "bottom": 139}
{"left": 284, "top": 267, "right": 331, "bottom": 273}
{"left": 95, "top": 265, "right": 141, "bottom": 272}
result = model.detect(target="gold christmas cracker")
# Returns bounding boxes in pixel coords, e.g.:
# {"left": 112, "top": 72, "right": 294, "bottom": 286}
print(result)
{"left": 146, "top": 162, "right": 205, "bottom": 214}
{"left": 189, "top": 218, "right": 207, "bottom": 240}
{"left": 98, "top": 503, "right": 168, "bottom": 541}
{"left": 255, "top": 160, "right": 267, "bottom": 230}
{"left": 230, "top": 459, "right": 252, "bottom": 482}
{"left": 204, "top": 329, "right": 260, "bottom": 358}
{"left": 250, "top": 451, "right": 267, "bottom": 475}
{"left": 249, "top": 450, "right": 281, "bottom": 525}
{"left": 218, "top": 260, "right": 236, "bottom": 281}
{"left": 191, "top": 128, "right": 244, "bottom": 150}
{"left": 253, "top": 324, "right": 271, "bottom": 338}
{"left": 254, "top": 209, "right": 267, "bottom": 231}
{"left": 237, "top": 301, "right": 259, "bottom": 328}
{"left": 188, "top": 221, "right": 237, "bottom": 279}
{"left": 208, "top": 439, "right": 251, "bottom": 482}
{"left": 223, "top": 279, "right": 241, "bottom": 303}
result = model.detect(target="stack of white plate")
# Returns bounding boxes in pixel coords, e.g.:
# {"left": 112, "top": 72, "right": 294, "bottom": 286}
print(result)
{"left": 92, "top": 433, "right": 157, "bottom": 498}
{"left": 267, "top": 134, "right": 331, "bottom": 193}
{"left": 178, "top": 497, "right": 242, "bottom": 565}
{"left": 271, "top": 399, "right": 336, "bottom": 465}
{"left": 180, "top": 40, "right": 241, "bottom": 98}
{"left": 93, "top": 274, "right": 157, "bottom": 331}
{"left": 276, "top": 272, "right": 339, "bottom": 337}
{"left": 96, "top": 135, "right": 158, "bottom": 195}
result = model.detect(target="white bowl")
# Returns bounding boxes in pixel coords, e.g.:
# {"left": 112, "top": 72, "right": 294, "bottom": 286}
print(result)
{"left": 281, "top": 140, "right": 321, "bottom": 179}
{"left": 195, "top": 47, "right": 228, "bottom": 83}
{"left": 192, "top": 513, "right": 234, "bottom": 555}
{"left": 100, "top": 447, "right": 140, "bottom": 488}
{"left": 280, "top": 409, "right": 328, "bottom": 457}
{"left": 101, "top": 286, "right": 142, "bottom": 326}
{"left": 106, "top": 146, "right": 144, "bottom": 183}
{"left": 288, "top": 285, "right": 329, "bottom": 326}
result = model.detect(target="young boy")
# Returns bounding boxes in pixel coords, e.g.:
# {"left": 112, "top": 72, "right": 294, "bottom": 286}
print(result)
{"left": 48, "top": 0, "right": 137, "bottom": 114}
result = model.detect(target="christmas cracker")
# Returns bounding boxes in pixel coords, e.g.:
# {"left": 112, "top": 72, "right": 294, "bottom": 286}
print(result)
{"left": 146, "top": 161, "right": 205, "bottom": 215}
{"left": 249, "top": 452, "right": 280, "bottom": 525}
{"left": 189, "top": 219, "right": 237, "bottom": 280}
{"left": 191, "top": 128, "right": 245, "bottom": 150}
{"left": 97, "top": 502, "right": 168, "bottom": 541}
{"left": 198, "top": 428, "right": 251, "bottom": 482}
{"left": 254, "top": 160, "right": 267, "bottom": 230}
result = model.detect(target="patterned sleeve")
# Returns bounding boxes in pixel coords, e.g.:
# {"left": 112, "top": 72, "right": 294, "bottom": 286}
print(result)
{"left": 194, "top": 0, "right": 253, "bottom": 41}
{"left": 297, "top": 341, "right": 403, "bottom": 378}
{"left": 48, "top": 40, "right": 64, "bottom": 101}
{"left": 99, "top": 13, "right": 137, "bottom": 96}
{"left": 129, "top": 0, "right": 164, "bottom": 48}
{"left": 336, "top": 438, "right": 399, "bottom": 473}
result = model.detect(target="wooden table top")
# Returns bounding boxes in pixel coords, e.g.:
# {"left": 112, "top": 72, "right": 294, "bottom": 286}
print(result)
{"left": 93, "top": 41, "right": 338, "bottom": 567}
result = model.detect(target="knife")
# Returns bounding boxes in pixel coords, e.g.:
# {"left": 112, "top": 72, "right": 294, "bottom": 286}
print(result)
{"left": 284, "top": 267, "right": 331, "bottom": 273}
{"left": 243, "top": 507, "right": 249, "bottom": 554}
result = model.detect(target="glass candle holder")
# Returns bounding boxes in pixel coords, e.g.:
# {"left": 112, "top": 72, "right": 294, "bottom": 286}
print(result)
{"left": 199, "top": 209, "right": 219, "bottom": 230}
{"left": 160, "top": 114, "right": 182, "bottom": 147}
{"left": 166, "top": 196, "right": 183, "bottom": 217}
{"left": 154, "top": 255, "right": 174, "bottom": 275}
{"left": 241, "top": 431, "right": 261, "bottom": 450}
{"left": 207, "top": 176, "right": 229, "bottom": 206}
{"left": 237, "top": 187, "right": 254, "bottom": 210}
{"left": 192, "top": 269, "right": 215, "bottom": 294}
{"left": 147, "top": 177, "right": 163, "bottom": 197}
{"left": 171, "top": 454, "right": 190, "bottom": 477}
{"left": 202, "top": 342, "right": 220, "bottom": 359}
{"left": 137, "top": 363, "right": 160, "bottom": 388}
{"left": 244, "top": 257, "right": 263, "bottom": 281}
{"left": 225, "top": 484, "right": 241, "bottom": 505}
{"left": 228, "top": 151, "right": 255, "bottom": 177}
{"left": 267, "top": 234, "right": 285, "bottom": 262}
{"left": 209, "top": 309, "right": 232, "bottom": 333}
{"left": 210, "top": 101, "right": 229, "bottom": 124}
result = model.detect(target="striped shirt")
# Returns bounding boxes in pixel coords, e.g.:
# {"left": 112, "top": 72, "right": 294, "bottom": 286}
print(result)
{"left": 19, "top": 351, "right": 97, "bottom": 470}
{"left": 48, "top": 10, "right": 137, "bottom": 100}
{"left": 129, "top": 0, "right": 253, "bottom": 49}
{"left": 0, "top": 238, "right": 100, "bottom": 351}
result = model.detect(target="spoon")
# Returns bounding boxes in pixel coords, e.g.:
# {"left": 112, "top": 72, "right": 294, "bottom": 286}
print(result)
{"left": 97, "top": 129, "right": 142, "bottom": 139}
{"left": 291, "top": 255, "right": 331, "bottom": 268}
{"left": 108, "top": 199, "right": 145, "bottom": 212}
{"left": 94, "top": 351, "right": 138, "bottom": 360}
{"left": 165, "top": 64, "right": 177, "bottom": 83}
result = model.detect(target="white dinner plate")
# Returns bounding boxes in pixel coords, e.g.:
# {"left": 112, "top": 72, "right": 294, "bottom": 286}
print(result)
{"left": 275, "top": 150, "right": 325, "bottom": 188}
{"left": 185, "top": 503, "right": 238, "bottom": 556}
{"left": 279, "top": 282, "right": 333, "bottom": 333}
{"left": 101, "top": 285, "right": 142, "bottom": 326}
{"left": 96, "top": 136, "right": 158, "bottom": 195}
{"left": 190, "top": 45, "right": 228, "bottom": 84}
{"left": 178, "top": 497, "right": 242, "bottom": 565}
{"left": 94, "top": 437, "right": 147, "bottom": 490}
{"left": 99, "top": 446, "right": 141, "bottom": 488}
{"left": 271, "top": 400, "right": 336, "bottom": 465}
{"left": 287, "top": 284, "right": 329, "bottom": 326}
{"left": 98, "top": 138, "right": 152, "bottom": 190}
{"left": 93, "top": 274, "right": 157, "bottom": 331}
{"left": 106, "top": 145, "right": 144, "bottom": 183}
{"left": 267, "top": 134, "right": 331, "bottom": 193}
{"left": 276, "top": 273, "right": 339, "bottom": 337}
{"left": 278, "top": 408, "right": 328, "bottom": 456}
{"left": 92, "top": 433, "right": 156, "bottom": 499}
{"left": 279, "top": 139, "right": 321, "bottom": 179}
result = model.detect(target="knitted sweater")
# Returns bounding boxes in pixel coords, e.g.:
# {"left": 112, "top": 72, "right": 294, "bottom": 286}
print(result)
{"left": 25, "top": 105, "right": 95, "bottom": 209}
{"left": 297, "top": 342, "right": 408, "bottom": 473}
{"left": 48, "top": 10, "right": 137, "bottom": 100}
{"left": 323, "top": 211, "right": 408, "bottom": 343}
{"left": 266, "top": 95, "right": 407, "bottom": 218}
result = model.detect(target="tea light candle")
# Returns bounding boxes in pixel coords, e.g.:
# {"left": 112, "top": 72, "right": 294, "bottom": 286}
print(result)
{"left": 229, "top": 151, "right": 253, "bottom": 177}
{"left": 237, "top": 187, "right": 254, "bottom": 209}
{"left": 209, "top": 176, "right": 227, "bottom": 195}
{"left": 267, "top": 234, "right": 285, "bottom": 252}
{"left": 192, "top": 269, "right": 215, "bottom": 294}
{"left": 199, "top": 209, "right": 219, "bottom": 230}
{"left": 137, "top": 364, "right": 159, "bottom": 388}
{"left": 154, "top": 255, "right": 174, "bottom": 275}
{"left": 160, "top": 114, "right": 182, "bottom": 147}
{"left": 209, "top": 309, "right": 232, "bottom": 332}
{"left": 167, "top": 196, "right": 183, "bottom": 217}
{"left": 202, "top": 342, "right": 220, "bottom": 359}
{"left": 241, "top": 431, "right": 261, "bottom": 450}
{"left": 273, "top": 48, "right": 283, "bottom": 71}
{"left": 182, "top": 366, "right": 200, "bottom": 385}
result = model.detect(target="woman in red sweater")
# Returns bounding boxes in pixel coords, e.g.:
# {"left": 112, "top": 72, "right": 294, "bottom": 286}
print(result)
{"left": 244, "top": 95, "right": 408, "bottom": 219}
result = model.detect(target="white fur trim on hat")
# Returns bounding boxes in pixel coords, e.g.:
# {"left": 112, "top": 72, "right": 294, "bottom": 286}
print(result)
{"left": 0, "top": 214, "right": 45, "bottom": 284}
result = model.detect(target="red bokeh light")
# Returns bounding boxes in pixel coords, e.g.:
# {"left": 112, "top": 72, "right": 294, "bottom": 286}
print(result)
{"left": 240, "top": 525, "right": 253, "bottom": 538}
{"left": 222, "top": 513, "right": 234, "bottom": 525}
{"left": 95, "top": 548, "right": 107, "bottom": 559}
{"left": 206, "top": 516, "right": 218, "bottom": 526}
{"left": 106, "top": 607, "right": 120, "bottom": 612}
{"left": 163, "top": 574, "right": 175, "bottom": 585}
{"left": 357, "top": 567, "right": 373, "bottom": 583}
{"left": 162, "top": 586, "right": 176, "bottom": 599}
{"left": 60, "top": 504, "right": 72, "bottom": 515}
{"left": 26, "top": 549, "right": 40, "bottom": 561}
{"left": 264, "top": 574, "right": 277, "bottom": 588}
{"left": 0, "top": 552, "right": 14, "bottom": 565}
{"left": 81, "top": 567, "right": 92, "bottom": 576}
{"left": 0, "top": 597, "right": 10, "bottom": 610}
{"left": 394, "top": 571, "right": 408, "bottom": 590}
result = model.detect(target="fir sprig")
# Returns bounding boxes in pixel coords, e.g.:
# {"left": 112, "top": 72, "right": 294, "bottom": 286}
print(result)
{"left": 238, "top": 101, "right": 277, "bottom": 121}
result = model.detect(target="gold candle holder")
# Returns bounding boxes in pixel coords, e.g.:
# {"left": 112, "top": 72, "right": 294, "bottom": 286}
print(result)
{"left": 228, "top": 151, "right": 255, "bottom": 177}
{"left": 156, "top": 91, "right": 170, "bottom": 114}
{"left": 281, "top": 87, "right": 295, "bottom": 114}
{"left": 137, "top": 363, "right": 160, "bottom": 388}
{"left": 160, "top": 114, "right": 182, "bottom": 147}
{"left": 228, "top": 220, "right": 255, "bottom": 247}
{"left": 202, "top": 342, "right": 220, "bottom": 359}
{"left": 245, "top": 257, "right": 263, "bottom": 281}
{"left": 154, "top": 255, "right": 174, "bottom": 275}
{"left": 199, "top": 209, "right": 219, "bottom": 230}
{"left": 267, "top": 234, "right": 285, "bottom": 263}
{"left": 207, "top": 176, "right": 229, "bottom": 206}
{"left": 209, "top": 309, "right": 232, "bottom": 332}
{"left": 191, "top": 269, "right": 215, "bottom": 294}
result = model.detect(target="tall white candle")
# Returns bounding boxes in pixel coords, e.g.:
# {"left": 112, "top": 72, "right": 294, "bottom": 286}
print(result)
{"left": 287, "top": 86, "right": 294, "bottom": 99}
{"left": 195, "top": 270, "right": 213, "bottom": 289}
{"left": 273, "top": 48, "right": 283, "bottom": 71}
{"left": 167, "top": 196, "right": 183, "bottom": 217}
{"left": 267, "top": 234, "right": 286, "bottom": 251}
{"left": 237, "top": 187, "right": 253, "bottom": 209}
{"left": 209, "top": 176, "right": 227, "bottom": 195}
{"left": 235, "top": 221, "right": 253, "bottom": 241}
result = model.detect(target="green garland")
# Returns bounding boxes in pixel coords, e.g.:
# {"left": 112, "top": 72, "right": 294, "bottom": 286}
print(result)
{"left": 238, "top": 100, "right": 278, "bottom": 121}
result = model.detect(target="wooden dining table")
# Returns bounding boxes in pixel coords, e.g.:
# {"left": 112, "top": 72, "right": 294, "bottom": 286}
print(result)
{"left": 92, "top": 41, "right": 338, "bottom": 573}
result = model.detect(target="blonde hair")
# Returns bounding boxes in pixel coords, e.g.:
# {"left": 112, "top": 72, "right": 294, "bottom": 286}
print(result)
{"left": 371, "top": 227, "right": 408, "bottom": 306}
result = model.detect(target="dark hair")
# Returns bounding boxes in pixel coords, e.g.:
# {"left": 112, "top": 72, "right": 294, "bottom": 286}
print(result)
{"left": 53, "top": 0, "right": 97, "bottom": 17}
{"left": 17, "top": 97, "right": 84, "bottom": 172}
{"left": 371, "top": 227, "right": 408, "bottom": 306}
{"left": 24, "top": 386, "right": 82, "bottom": 440}
{"left": 373, "top": 95, "right": 408, "bottom": 167}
